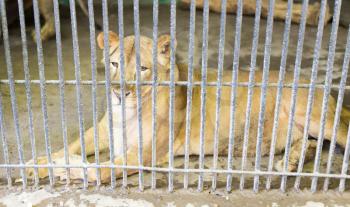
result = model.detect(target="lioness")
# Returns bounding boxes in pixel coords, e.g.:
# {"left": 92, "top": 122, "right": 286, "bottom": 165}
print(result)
{"left": 181, "top": 0, "right": 332, "bottom": 26}
{"left": 25, "top": 31, "right": 350, "bottom": 184}
{"left": 13, "top": 0, "right": 94, "bottom": 41}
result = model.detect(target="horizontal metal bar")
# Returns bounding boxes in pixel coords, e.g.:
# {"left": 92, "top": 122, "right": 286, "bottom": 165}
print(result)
{"left": 0, "top": 79, "right": 349, "bottom": 90}
{"left": 4, "top": 164, "right": 350, "bottom": 179}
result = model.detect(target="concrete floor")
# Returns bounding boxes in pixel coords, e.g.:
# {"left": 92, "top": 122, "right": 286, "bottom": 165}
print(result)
{"left": 0, "top": 3, "right": 350, "bottom": 194}
{"left": 1, "top": 187, "right": 350, "bottom": 207}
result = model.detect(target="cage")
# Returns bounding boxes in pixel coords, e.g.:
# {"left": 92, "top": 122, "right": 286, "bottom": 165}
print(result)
{"left": 0, "top": 0, "right": 350, "bottom": 205}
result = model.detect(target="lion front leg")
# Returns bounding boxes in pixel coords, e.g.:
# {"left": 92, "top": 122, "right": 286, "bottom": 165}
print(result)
{"left": 25, "top": 118, "right": 110, "bottom": 181}
{"left": 31, "top": 0, "right": 55, "bottom": 42}
{"left": 87, "top": 137, "right": 177, "bottom": 183}
{"left": 275, "top": 139, "right": 317, "bottom": 172}
{"left": 87, "top": 150, "right": 144, "bottom": 184}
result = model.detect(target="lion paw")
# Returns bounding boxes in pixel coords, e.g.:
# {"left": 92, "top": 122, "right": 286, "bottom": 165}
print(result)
{"left": 31, "top": 23, "right": 55, "bottom": 42}
{"left": 274, "top": 159, "right": 297, "bottom": 172}
{"left": 24, "top": 156, "right": 51, "bottom": 181}
{"left": 22, "top": 154, "right": 90, "bottom": 183}
{"left": 274, "top": 160, "right": 284, "bottom": 172}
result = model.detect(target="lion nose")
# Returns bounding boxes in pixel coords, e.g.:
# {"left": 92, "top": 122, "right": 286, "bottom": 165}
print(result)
{"left": 125, "top": 91, "right": 131, "bottom": 97}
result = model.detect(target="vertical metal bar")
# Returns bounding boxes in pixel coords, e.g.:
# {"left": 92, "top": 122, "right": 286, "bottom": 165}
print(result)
{"left": 101, "top": 0, "right": 116, "bottom": 188}
{"left": 198, "top": 0, "right": 209, "bottom": 192}
{"left": 280, "top": 0, "right": 315, "bottom": 192}
{"left": 133, "top": 0, "right": 144, "bottom": 191}
{"left": 211, "top": 0, "right": 227, "bottom": 192}
{"left": 323, "top": 5, "right": 347, "bottom": 191}
{"left": 87, "top": 0, "right": 101, "bottom": 187}
{"left": 68, "top": 0, "right": 88, "bottom": 188}
{"left": 0, "top": 92, "right": 12, "bottom": 186}
{"left": 151, "top": 0, "right": 159, "bottom": 190}
{"left": 311, "top": 0, "right": 342, "bottom": 192}
{"left": 183, "top": 0, "right": 196, "bottom": 190}
{"left": 339, "top": 122, "right": 350, "bottom": 192}
{"left": 32, "top": 0, "right": 54, "bottom": 187}
{"left": 17, "top": 0, "right": 39, "bottom": 187}
{"left": 53, "top": 0, "right": 70, "bottom": 186}
{"left": 226, "top": 0, "right": 243, "bottom": 192}
{"left": 253, "top": 0, "right": 275, "bottom": 192}
{"left": 117, "top": 0, "right": 128, "bottom": 189}
{"left": 266, "top": 0, "right": 293, "bottom": 190}
{"left": 237, "top": 0, "right": 260, "bottom": 191}
{"left": 336, "top": 27, "right": 350, "bottom": 193}
{"left": 168, "top": 0, "right": 176, "bottom": 192}
{"left": 0, "top": 0, "right": 26, "bottom": 188}
{"left": 293, "top": 0, "right": 327, "bottom": 190}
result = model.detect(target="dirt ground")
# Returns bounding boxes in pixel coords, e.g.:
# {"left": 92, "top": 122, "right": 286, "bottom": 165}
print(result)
{"left": 0, "top": 1, "right": 350, "bottom": 199}
{"left": 1, "top": 187, "right": 350, "bottom": 207}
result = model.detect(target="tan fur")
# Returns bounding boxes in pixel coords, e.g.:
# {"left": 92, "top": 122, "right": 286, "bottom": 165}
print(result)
{"left": 25, "top": 32, "right": 349, "bottom": 183}
{"left": 181, "top": 0, "right": 332, "bottom": 26}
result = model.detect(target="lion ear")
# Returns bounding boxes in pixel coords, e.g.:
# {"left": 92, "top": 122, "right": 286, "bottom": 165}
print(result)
{"left": 157, "top": 34, "right": 176, "bottom": 66}
{"left": 97, "top": 31, "right": 119, "bottom": 49}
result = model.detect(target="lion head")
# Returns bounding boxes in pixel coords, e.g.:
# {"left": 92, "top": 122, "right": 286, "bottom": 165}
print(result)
{"left": 97, "top": 31, "right": 178, "bottom": 106}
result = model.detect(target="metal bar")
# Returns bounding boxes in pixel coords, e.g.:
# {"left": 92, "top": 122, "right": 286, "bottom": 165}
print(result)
{"left": 2, "top": 164, "right": 350, "bottom": 179}
{"left": 198, "top": 0, "right": 209, "bottom": 192}
{"left": 211, "top": 0, "right": 227, "bottom": 192}
{"left": 1, "top": 79, "right": 350, "bottom": 90}
{"left": 87, "top": 0, "right": 101, "bottom": 187}
{"left": 280, "top": 0, "right": 313, "bottom": 192}
{"left": 151, "top": 0, "right": 159, "bottom": 190}
{"left": 32, "top": 0, "right": 54, "bottom": 187}
{"left": 0, "top": 0, "right": 26, "bottom": 188}
{"left": 133, "top": 0, "right": 144, "bottom": 191}
{"left": 101, "top": 0, "right": 116, "bottom": 188}
{"left": 53, "top": 0, "right": 70, "bottom": 186}
{"left": 226, "top": 0, "right": 242, "bottom": 192}
{"left": 0, "top": 91, "right": 12, "bottom": 186}
{"left": 293, "top": 2, "right": 333, "bottom": 190}
{"left": 238, "top": 0, "right": 261, "bottom": 191}
{"left": 183, "top": 0, "right": 196, "bottom": 190}
{"left": 266, "top": 0, "right": 293, "bottom": 190}
{"left": 253, "top": 0, "right": 275, "bottom": 192}
{"left": 311, "top": 0, "right": 342, "bottom": 192}
{"left": 117, "top": 0, "right": 128, "bottom": 189}
{"left": 17, "top": 0, "right": 39, "bottom": 187}
{"left": 69, "top": 0, "right": 88, "bottom": 189}
{"left": 339, "top": 122, "right": 350, "bottom": 192}
{"left": 337, "top": 28, "right": 350, "bottom": 193}
{"left": 323, "top": 5, "right": 347, "bottom": 190}
{"left": 168, "top": 0, "right": 177, "bottom": 192}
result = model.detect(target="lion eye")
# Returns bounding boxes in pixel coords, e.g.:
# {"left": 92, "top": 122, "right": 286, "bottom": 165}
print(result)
{"left": 111, "top": 62, "right": 119, "bottom": 68}
{"left": 141, "top": 66, "right": 148, "bottom": 71}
